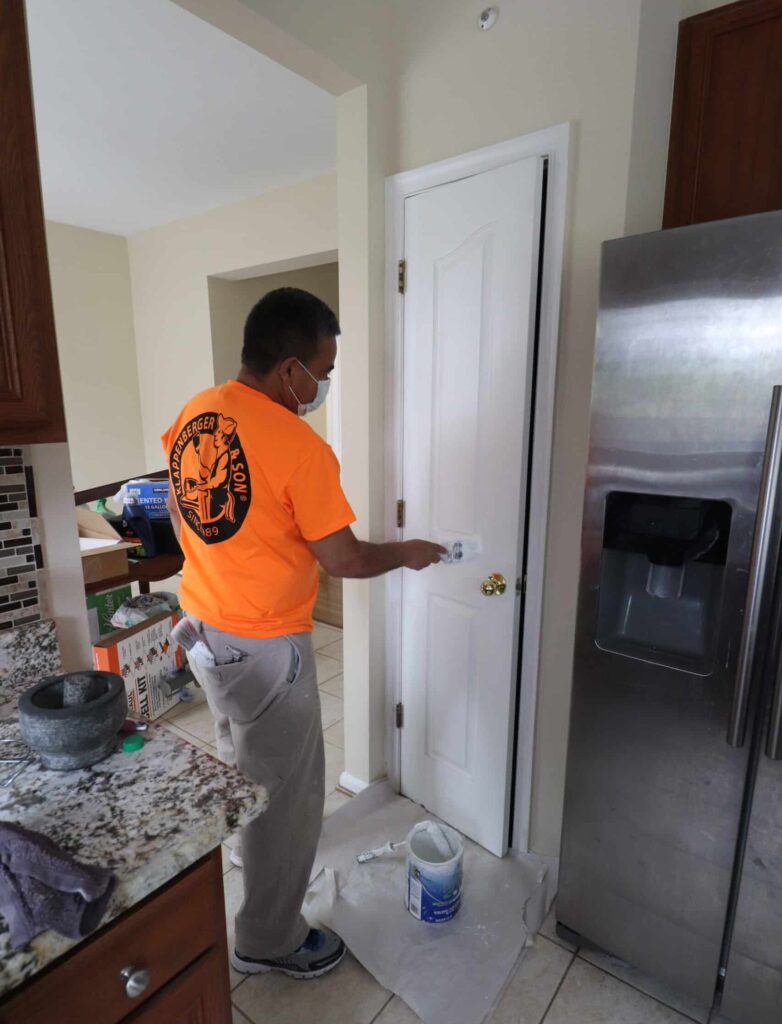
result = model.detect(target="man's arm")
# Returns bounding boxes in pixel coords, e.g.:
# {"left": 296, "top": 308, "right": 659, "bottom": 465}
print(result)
{"left": 309, "top": 526, "right": 446, "bottom": 579}
{"left": 166, "top": 484, "right": 182, "bottom": 543}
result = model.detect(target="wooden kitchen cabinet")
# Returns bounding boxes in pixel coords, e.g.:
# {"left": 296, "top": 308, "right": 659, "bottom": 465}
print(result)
{"left": 0, "top": 0, "right": 67, "bottom": 444}
{"left": 664, "top": 0, "right": 782, "bottom": 228}
{"left": 0, "top": 849, "right": 231, "bottom": 1024}
{"left": 125, "top": 948, "right": 227, "bottom": 1024}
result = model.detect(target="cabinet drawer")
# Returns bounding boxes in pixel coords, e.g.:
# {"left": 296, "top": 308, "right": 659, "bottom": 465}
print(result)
{"left": 0, "top": 849, "right": 225, "bottom": 1024}
{"left": 124, "top": 947, "right": 229, "bottom": 1024}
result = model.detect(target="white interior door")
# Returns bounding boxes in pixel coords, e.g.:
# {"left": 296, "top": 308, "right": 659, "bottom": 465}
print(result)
{"left": 400, "top": 157, "right": 543, "bottom": 856}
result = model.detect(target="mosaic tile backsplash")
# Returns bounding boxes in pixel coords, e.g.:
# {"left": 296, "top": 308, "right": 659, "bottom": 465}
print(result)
{"left": 0, "top": 449, "right": 41, "bottom": 632}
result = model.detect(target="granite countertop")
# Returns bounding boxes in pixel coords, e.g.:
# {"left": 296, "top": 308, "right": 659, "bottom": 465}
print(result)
{"left": 0, "top": 713, "right": 268, "bottom": 997}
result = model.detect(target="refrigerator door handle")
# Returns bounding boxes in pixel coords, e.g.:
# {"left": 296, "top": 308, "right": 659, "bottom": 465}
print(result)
{"left": 729, "top": 385, "right": 782, "bottom": 747}
{"left": 766, "top": 658, "right": 782, "bottom": 759}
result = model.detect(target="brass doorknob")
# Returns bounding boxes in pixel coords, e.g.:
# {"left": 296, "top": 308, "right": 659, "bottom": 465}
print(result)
{"left": 480, "top": 573, "right": 507, "bottom": 597}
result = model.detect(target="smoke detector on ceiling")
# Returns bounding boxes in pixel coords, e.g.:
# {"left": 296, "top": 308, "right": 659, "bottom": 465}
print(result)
{"left": 478, "top": 7, "right": 498, "bottom": 31}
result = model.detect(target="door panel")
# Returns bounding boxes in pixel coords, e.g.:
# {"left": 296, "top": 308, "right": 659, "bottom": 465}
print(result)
{"left": 721, "top": 751, "right": 782, "bottom": 1024}
{"left": 430, "top": 228, "right": 486, "bottom": 540}
{"left": 400, "top": 157, "right": 542, "bottom": 856}
{"left": 425, "top": 595, "right": 477, "bottom": 774}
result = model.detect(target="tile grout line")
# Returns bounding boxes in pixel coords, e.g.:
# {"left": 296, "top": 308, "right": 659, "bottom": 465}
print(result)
{"left": 486, "top": 941, "right": 536, "bottom": 1019}
{"left": 539, "top": 950, "right": 578, "bottom": 1024}
{"left": 542, "top": 931, "right": 578, "bottom": 955}
{"left": 169, "top": 724, "right": 211, "bottom": 746}
{"left": 573, "top": 955, "right": 707, "bottom": 1024}
{"left": 231, "top": 975, "right": 248, "bottom": 1000}
{"left": 159, "top": 724, "right": 203, "bottom": 747}
{"left": 367, "top": 992, "right": 395, "bottom": 1024}
{"left": 319, "top": 670, "right": 342, "bottom": 682}
{"left": 230, "top": 995, "right": 253, "bottom": 1024}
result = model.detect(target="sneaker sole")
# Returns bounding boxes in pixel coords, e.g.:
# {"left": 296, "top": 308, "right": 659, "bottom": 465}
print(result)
{"left": 230, "top": 944, "right": 346, "bottom": 980}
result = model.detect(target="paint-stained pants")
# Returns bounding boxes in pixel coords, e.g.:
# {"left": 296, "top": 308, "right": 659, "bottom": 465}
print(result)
{"left": 186, "top": 620, "right": 324, "bottom": 960}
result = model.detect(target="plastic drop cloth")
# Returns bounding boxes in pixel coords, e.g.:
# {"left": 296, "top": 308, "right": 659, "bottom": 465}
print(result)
{"left": 304, "top": 782, "right": 552, "bottom": 1024}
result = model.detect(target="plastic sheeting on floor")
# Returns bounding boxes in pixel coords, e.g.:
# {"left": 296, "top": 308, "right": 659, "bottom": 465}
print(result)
{"left": 304, "top": 782, "right": 552, "bottom": 1024}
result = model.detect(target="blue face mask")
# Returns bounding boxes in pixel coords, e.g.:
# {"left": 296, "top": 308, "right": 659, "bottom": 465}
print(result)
{"left": 290, "top": 359, "right": 330, "bottom": 416}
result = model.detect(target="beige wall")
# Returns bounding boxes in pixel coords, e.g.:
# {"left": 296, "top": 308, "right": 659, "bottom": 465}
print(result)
{"left": 687, "top": 0, "right": 729, "bottom": 13}
{"left": 127, "top": 172, "right": 337, "bottom": 468}
{"left": 207, "top": 261, "right": 339, "bottom": 443}
{"left": 225, "top": 0, "right": 645, "bottom": 857}
{"left": 390, "top": 1, "right": 647, "bottom": 856}
{"left": 625, "top": 0, "right": 726, "bottom": 236}
{"left": 45, "top": 221, "right": 145, "bottom": 491}
{"left": 175, "top": 0, "right": 728, "bottom": 857}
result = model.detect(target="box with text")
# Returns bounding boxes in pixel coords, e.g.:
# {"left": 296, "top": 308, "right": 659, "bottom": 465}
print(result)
{"left": 92, "top": 610, "right": 183, "bottom": 720}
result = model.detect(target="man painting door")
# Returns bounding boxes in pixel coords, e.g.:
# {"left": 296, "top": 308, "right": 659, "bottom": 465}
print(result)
{"left": 164, "top": 288, "right": 445, "bottom": 978}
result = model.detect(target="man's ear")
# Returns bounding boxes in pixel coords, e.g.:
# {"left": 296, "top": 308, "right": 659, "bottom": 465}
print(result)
{"left": 278, "top": 356, "right": 298, "bottom": 380}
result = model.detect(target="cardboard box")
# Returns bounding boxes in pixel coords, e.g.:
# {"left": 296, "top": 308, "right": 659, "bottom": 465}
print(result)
{"left": 77, "top": 508, "right": 135, "bottom": 585}
{"left": 85, "top": 584, "right": 132, "bottom": 644}
{"left": 92, "top": 610, "right": 184, "bottom": 720}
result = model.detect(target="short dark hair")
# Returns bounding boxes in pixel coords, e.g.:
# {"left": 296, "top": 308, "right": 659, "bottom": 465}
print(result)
{"left": 242, "top": 287, "right": 340, "bottom": 375}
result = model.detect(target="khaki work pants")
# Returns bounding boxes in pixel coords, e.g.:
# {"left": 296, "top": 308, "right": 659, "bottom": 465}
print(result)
{"left": 187, "top": 620, "right": 324, "bottom": 959}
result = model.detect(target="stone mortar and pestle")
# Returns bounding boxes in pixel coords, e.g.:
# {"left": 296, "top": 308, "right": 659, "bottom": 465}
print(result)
{"left": 19, "top": 672, "right": 127, "bottom": 770}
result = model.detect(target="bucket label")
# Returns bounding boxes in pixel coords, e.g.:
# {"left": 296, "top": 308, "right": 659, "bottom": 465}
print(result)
{"left": 406, "top": 863, "right": 462, "bottom": 923}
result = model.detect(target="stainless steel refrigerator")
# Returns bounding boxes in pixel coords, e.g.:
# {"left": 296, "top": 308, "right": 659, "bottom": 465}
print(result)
{"left": 558, "top": 210, "right": 782, "bottom": 1024}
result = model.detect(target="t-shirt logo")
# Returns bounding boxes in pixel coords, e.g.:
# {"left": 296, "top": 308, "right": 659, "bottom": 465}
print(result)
{"left": 169, "top": 412, "right": 251, "bottom": 544}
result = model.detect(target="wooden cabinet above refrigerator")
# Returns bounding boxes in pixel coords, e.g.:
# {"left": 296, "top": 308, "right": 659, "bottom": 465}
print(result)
{"left": 665, "top": 0, "right": 782, "bottom": 229}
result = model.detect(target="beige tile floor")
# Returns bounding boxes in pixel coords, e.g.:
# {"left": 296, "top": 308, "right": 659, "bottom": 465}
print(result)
{"left": 161, "top": 624, "right": 722, "bottom": 1024}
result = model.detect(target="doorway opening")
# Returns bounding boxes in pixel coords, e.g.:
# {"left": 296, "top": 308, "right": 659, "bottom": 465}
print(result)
{"left": 205, "top": 252, "right": 348, "bottom": 790}
{"left": 207, "top": 253, "right": 343, "bottom": 631}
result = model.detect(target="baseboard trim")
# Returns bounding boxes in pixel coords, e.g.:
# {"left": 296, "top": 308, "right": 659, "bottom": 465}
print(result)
{"left": 338, "top": 771, "right": 370, "bottom": 794}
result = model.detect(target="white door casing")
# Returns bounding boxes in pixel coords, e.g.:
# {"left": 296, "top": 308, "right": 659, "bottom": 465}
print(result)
{"left": 326, "top": 348, "right": 342, "bottom": 464}
{"left": 399, "top": 157, "right": 543, "bottom": 856}
{"left": 385, "top": 126, "right": 569, "bottom": 855}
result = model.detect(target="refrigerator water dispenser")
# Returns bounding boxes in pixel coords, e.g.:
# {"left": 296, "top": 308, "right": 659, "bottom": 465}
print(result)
{"left": 596, "top": 492, "right": 732, "bottom": 674}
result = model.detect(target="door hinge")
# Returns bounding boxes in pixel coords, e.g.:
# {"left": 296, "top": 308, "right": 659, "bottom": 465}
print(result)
{"left": 516, "top": 575, "right": 527, "bottom": 596}
{"left": 398, "top": 259, "right": 406, "bottom": 294}
{"left": 395, "top": 702, "right": 404, "bottom": 728}
{"left": 396, "top": 499, "right": 406, "bottom": 528}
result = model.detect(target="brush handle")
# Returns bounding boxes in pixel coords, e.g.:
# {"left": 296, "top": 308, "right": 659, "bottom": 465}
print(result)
{"left": 355, "top": 840, "right": 406, "bottom": 864}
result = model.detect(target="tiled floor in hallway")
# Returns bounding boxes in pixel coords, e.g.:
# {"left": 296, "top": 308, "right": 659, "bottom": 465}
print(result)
{"left": 228, "top": 906, "right": 722, "bottom": 1024}
{"left": 162, "top": 624, "right": 721, "bottom": 1024}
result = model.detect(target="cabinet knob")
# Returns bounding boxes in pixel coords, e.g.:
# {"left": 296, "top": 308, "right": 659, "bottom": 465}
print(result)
{"left": 120, "top": 965, "right": 150, "bottom": 999}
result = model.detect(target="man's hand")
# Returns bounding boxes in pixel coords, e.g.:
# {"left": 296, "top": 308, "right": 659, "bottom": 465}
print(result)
{"left": 401, "top": 540, "right": 447, "bottom": 570}
{"left": 309, "top": 527, "right": 446, "bottom": 579}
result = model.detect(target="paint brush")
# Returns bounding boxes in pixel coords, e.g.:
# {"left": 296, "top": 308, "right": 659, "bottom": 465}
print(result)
{"left": 355, "top": 840, "right": 406, "bottom": 864}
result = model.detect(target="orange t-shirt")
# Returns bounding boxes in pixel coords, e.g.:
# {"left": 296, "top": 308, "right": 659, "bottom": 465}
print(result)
{"left": 161, "top": 380, "right": 355, "bottom": 639}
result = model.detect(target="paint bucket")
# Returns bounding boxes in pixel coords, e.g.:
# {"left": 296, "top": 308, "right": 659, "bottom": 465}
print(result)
{"left": 405, "top": 820, "right": 463, "bottom": 923}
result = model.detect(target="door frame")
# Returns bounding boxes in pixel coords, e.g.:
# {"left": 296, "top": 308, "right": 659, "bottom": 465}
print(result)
{"left": 384, "top": 124, "right": 570, "bottom": 853}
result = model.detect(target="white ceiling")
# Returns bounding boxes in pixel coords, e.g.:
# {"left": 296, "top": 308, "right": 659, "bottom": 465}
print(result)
{"left": 25, "top": 0, "right": 336, "bottom": 235}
